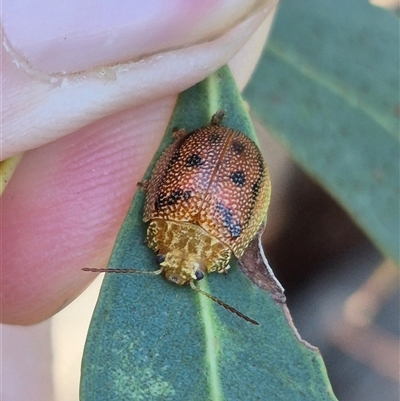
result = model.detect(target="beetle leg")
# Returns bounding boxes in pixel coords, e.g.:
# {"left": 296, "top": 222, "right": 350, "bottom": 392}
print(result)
{"left": 172, "top": 128, "right": 187, "bottom": 140}
{"left": 211, "top": 109, "right": 227, "bottom": 126}
{"left": 137, "top": 180, "right": 149, "bottom": 191}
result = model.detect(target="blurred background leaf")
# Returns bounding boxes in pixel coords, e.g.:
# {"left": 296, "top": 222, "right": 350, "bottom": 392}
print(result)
{"left": 244, "top": 0, "right": 399, "bottom": 264}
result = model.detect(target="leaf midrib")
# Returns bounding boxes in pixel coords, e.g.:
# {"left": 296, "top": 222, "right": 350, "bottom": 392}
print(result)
{"left": 198, "top": 279, "right": 224, "bottom": 401}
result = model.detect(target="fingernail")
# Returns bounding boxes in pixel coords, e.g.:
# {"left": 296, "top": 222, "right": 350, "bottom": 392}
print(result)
{"left": 2, "top": 0, "right": 264, "bottom": 75}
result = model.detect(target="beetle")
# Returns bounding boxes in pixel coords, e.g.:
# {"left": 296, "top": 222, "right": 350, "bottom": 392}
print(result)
{"left": 84, "top": 110, "right": 271, "bottom": 324}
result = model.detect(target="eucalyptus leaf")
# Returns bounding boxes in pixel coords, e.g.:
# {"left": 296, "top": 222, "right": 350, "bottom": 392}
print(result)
{"left": 81, "top": 67, "right": 336, "bottom": 400}
{"left": 244, "top": 0, "right": 400, "bottom": 263}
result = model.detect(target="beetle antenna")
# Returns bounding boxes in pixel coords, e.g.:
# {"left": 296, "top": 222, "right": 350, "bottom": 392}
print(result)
{"left": 189, "top": 281, "right": 259, "bottom": 325}
{"left": 82, "top": 267, "right": 163, "bottom": 275}
{"left": 83, "top": 269, "right": 258, "bottom": 325}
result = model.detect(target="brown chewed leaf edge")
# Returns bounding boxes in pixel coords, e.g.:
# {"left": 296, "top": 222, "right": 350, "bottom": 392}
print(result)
{"left": 238, "top": 221, "right": 286, "bottom": 304}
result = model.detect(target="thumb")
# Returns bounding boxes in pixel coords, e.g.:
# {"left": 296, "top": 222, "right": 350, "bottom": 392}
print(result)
{"left": 2, "top": 0, "right": 277, "bottom": 159}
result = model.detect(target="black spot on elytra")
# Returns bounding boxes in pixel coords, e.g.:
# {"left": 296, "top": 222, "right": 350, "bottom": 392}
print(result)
{"left": 252, "top": 153, "right": 266, "bottom": 201}
{"left": 244, "top": 155, "right": 266, "bottom": 225}
{"left": 257, "top": 152, "right": 265, "bottom": 171}
{"left": 208, "top": 133, "right": 221, "bottom": 144}
{"left": 167, "top": 190, "right": 181, "bottom": 205}
{"left": 155, "top": 189, "right": 192, "bottom": 210}
{"left": 167, "top": 149, "right": 181, "bottom": 169}
{"left": 231, "top": 141, "right": 245, "bottom": 154}
{"left": 215, "top": 201, "right": 242, "bottom": 238}
{"left": 252, "top": 180, "right": 261, "bottom": 198}
{"left": 230, "top": 224, "right": 243, "bottom": 238}
{"left": 168, "top": 189, "right": 192, "bottom": 205}
{"left": 230, "top": 171, "right": 246, "bottom": 187}
{"left": 155, "top": 192, "right": 168, "bottom": 211}
{"left": 185, "top": 154, "right": 204, "bottom": 168}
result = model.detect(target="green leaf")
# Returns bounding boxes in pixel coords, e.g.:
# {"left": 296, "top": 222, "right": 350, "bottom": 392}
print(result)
{"left": 0, "top": 154, "right": 23, "bottom": 195}
{"left": 244, "top": 0, "right": 400, "bottom": 263}
{"left": 81, "top": 67, "right": 336, "bottom": 400}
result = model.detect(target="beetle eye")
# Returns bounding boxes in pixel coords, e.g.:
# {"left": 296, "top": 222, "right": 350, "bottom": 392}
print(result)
{"left": 156, "top": 254, "right": 165, "bottom": 264}
{"left": 195, "top": 270, "right": 204, "bottom": 281}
